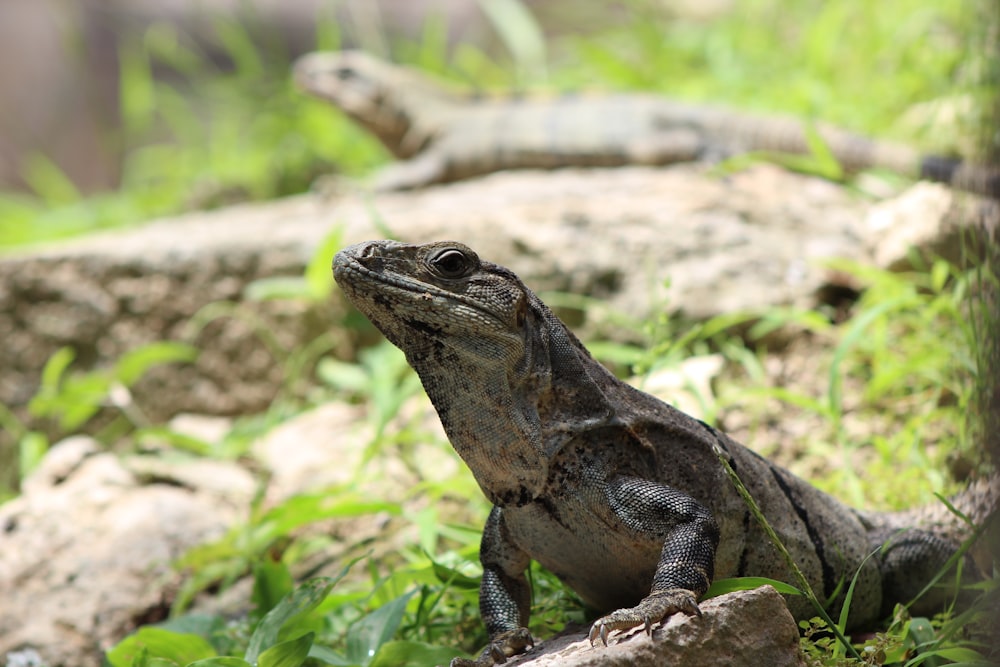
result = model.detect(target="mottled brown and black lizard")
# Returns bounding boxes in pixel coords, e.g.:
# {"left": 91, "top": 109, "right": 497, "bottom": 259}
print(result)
{"left": 332, "top": 239, "right": 997, "bottom": 666}
{"left": 297, "top": 50, "right": 997, "bottom": 195}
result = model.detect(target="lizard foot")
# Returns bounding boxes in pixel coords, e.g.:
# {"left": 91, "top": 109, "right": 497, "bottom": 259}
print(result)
{"left": 450, "top": 627, "right": 534, "bottom": 667}
{"left": 588, "top": 588, "right": 701, "bottom": 647}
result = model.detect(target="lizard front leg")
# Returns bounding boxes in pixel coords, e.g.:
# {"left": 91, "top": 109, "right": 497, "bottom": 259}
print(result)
{"left": 589, "top": 477, "right": 720, "bottom": 646}
{"left": 451, "top": 507, "right": 535, "bottom": 667}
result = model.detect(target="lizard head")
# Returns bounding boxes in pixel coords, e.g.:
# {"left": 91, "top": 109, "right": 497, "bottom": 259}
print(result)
{"left": 333, "top": 240, "right": 534, "bottom": 375}
{"left": 334, "top": 239, "right": 561, "bottom": 505}
{"left": 293, "top": 50, "right": 460, "bottom": 159}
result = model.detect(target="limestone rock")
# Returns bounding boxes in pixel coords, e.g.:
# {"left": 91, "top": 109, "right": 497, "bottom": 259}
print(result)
{"left": 0, "top": 437, "right": 255, "bottom": 667}
{"left": 249, "top": 397, "right": 458, "bottom": 505}
{"left": 633, "top": 354, "right": 724, "bottom": 417}
{"left": 3, "top": 166, "right": 986, "bottom": 440}
{"left": 0, "top": 164, "right": 880, "bottom": 428}
{"left": 505, "top": 585, "right": 804, "bottom": 667}
{"left": 865, "top": 182, "right": 997, "bottom": 271}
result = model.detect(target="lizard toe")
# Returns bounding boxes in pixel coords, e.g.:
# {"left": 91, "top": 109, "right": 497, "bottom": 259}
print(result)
{"left": 588, "top": 588, "right": 702, "bottom": 646}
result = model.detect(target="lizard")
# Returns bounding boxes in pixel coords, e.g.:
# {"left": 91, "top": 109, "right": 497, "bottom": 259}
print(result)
{"left": 295, "top": 50, "right": 998, "bottom": 196}
{"left": 332, "top": 239, "right": 998, "bottom": 666}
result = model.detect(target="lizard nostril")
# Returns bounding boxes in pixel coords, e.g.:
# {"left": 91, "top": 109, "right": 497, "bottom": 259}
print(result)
{"left": 357, "top": 243, "right": 385, "bottom": 271}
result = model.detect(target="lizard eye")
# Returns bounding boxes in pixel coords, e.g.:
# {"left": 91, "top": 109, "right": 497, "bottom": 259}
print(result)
{"left": 429, "top": 248, "right": 473, "bottom": 278}
{"left": 335, "top": 66, "right": 355, "bottom": 80}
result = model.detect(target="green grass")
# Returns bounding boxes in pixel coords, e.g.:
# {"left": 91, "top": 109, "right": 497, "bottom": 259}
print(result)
{"left": 1, "top": 0, "right": 996, "bottom": 665}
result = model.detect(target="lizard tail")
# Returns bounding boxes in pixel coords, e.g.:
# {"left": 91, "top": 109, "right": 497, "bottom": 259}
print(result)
{"left": 919, "top": 156, "right": 1000, "bottom": 198}
{"left": 862, "top": 476, "right": 998, "bottom": 617}
{"left": 868, "top": 475, "right": 999, "bottom": 540}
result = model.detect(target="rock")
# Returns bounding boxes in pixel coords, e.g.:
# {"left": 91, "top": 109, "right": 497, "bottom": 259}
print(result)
{"left": 0, "top": 397, "right": 473, "bottom": 667}
{"left": 248, "top": 398, "right": 471, "bottom": 566}
{"left": 865, "top": 182, "right": 997, "bottom": 271}
{"left": 865, "top": 182, "right": 957, "bottom": 270}
{"left": 0, "top": 164, "right": 889, "bottom": 431}
{"left": 167, "top": 413, "right": 234, "bottom": 445}
{"left": 633, "top": 354, "right": 724, "bottom": 417}
{"left": 505, "top": 585, "right": 804, "bottom": 667}
{"left": 251, "top": 401, "right": 369, "bottom": 501}
{"left": 3, "top": 167, "right": 988, "bottom": 449}
{"left": 250, "top": 397, "right": 459, "bottom": 503}
{"left": 0, "top": 437, "right": 255, "bottom": 667}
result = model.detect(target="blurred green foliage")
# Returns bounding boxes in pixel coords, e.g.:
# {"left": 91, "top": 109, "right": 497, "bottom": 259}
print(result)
{"left": 0, "top": 0, "right": 992, "bottom": 249}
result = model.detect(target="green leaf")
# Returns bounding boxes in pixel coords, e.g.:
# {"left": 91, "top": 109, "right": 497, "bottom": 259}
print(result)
{"left": 154, "top": 613, "right": 227, "bottom": 639}
{"left": 245, "top": 226, "right": 344, "bottom": 303}
{"left": 186, "top": 659, "right": 252, "bottom": 667}
{"left": 305, "top": 227, "right": 344, "bottom": 300}
{"left": 128, "top": 647, "right": 150, "bottom": 667}
{"left": 922, "top": 647, "right": 986, "bottom": 662}
{"left": 244, "top": 276, "right": 316, "bottom": 301}
{"left": 316, "top": 358, "right": 372, "bottom": 393}
{"left": 31, "top": 346, "right": 76, "bottom": 408}
{"left": 828, "top": 296, "right": 909, "bottom": 418}
{"left": 212, "top": 17, "right": 264, "bottom": 80}
{"left": 430, "top": 561, "right": 481, "bottom": 590}
{"left": 802, "top": 123, "right": 844, "bottom": 181}
{"left": 252, "top": 559, "right": 295, "bottom": 618}
{"left": 906, "top": 616, "right": 940, "bottom": 666}
{"left": 22, "top": 153, "right": 81, "bottom": 204}
{"left": 259, "top": 494, "right": 400, "bottom": 539}
{"left": 586, "top": 341, "right": 647, "bottom": 368}
{"left": 834, "top": 548, "right": 879, "bottom": 658}
{"left": 368, "top": 640, "right": 464, "bottom": 667}
{"left": 149, "top": 659, "right": 180, "bottom": 667}
{"left": 105, "top": 629, "right": 216, "bottom": 667}
{"left": 134, "top": 427, "right": 215, "bottom": 456}
{"left": 345, "top": 590, "right": 418, "bottom": 666}
{"left": 55, "top": 374, "right": 112, "bottom": 430}
{"left": 244, "top": 575, "right": 346, "bottom": 663}
{"left": 704, "top": 577, "right": 803, "bottom": 598}
{"left": 476, "top": 0, "right": 547, "bottom": 83}
{"left": 306, "top": 645, "right": 352, "bottom": 666}
{"left": 118, "top": 34, "right": 155, "bottom": 132}
{"left": 930, "top": 259, "right": 951, "bottom": 293}
{"left": 18, "top": 431, "right": 49, "bottom": 479}
{"left": 114, "top": 341, "right": 199, "bottom": 386}
{"left": 258, "top": 633, "right": 315, "bottom": 667}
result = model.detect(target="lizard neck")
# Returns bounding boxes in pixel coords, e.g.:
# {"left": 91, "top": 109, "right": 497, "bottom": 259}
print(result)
{"left": 409, "top": 300, "right": 617, "bottom": 507}
{"left": 413, "top": 353, "right": 549, "bottom": 507}
{"left": 355, "top": 83, "right": 462, "bottom": 160}
{"left": 295, "top": 51, "right": 465, "bottom": 159}
{"left": 342, "top": 61, "right": 466, "bottom": 160}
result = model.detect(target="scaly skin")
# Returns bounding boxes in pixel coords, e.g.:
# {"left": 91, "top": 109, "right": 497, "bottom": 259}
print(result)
{"left": 332, "top": 240, "right": 997, "bottom": 665}
{"left": 296, "top": 51, "right": 998, "bottom": 196}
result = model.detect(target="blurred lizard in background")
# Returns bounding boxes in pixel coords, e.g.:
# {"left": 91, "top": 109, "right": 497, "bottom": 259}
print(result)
{"left": 295, "top": 50, "right": 997, "bottom": 195}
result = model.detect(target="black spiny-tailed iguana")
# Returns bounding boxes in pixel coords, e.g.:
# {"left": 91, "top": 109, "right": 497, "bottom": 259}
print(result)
{"left": 296, "top": 50, "right": 997, "bottom": 195}
{"left": 333, "top": 239, "right": 998, "bottom": 666}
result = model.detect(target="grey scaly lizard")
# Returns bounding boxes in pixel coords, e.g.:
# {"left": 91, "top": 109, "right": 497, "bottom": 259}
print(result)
{"left": 297, "top": 50, "right": 998, "bottom": 196}
{"left": 332, "top": 239, "right": 997, "bottom": 666}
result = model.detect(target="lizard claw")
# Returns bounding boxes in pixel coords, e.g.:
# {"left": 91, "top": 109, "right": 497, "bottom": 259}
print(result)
{"left": 450, "top": 628, "right": 534, "bottom": 667}
{"left": 588, "top": 620, "right": 610, "bottom": 647}
{"left": 588, "top": 588, "right": 701, "bottom": 647}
